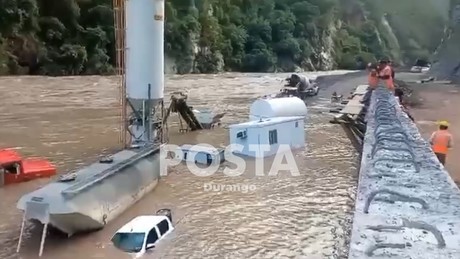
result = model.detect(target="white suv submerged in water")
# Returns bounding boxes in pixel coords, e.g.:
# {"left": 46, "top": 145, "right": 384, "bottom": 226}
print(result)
{"left": 111, "top": 210, "right": 174, "bottom": 258}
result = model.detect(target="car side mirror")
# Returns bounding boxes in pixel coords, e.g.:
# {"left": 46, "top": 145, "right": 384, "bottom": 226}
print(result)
{"left": 146, "top": 243, "right": 155, "bottom": 250}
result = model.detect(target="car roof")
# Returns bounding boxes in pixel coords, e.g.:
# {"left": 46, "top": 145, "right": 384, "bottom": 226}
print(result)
{"left": 115, "top": 215, "right": 168, "bottom": 233}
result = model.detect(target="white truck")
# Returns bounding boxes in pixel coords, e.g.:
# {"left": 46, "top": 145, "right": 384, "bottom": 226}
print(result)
{"left": 111, "top": 209, "right": 174, "bottom": 258}
{"left": 410, "top": 59, "right": 431, "bottom": 73}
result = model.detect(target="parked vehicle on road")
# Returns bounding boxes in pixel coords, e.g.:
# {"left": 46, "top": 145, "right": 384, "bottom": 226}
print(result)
{"left": 410, "top": 59, "right": 431, "bottom": 73}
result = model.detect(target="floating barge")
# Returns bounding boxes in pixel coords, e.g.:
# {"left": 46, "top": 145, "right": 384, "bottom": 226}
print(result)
{"left": 17, "top": 147, "right": 160, "bottom": 235}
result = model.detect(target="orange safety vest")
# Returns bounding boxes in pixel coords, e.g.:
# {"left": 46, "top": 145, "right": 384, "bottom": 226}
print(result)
{"left": 379, "top": 65, "right": 394, "bottom": 90}
{"left": 431, "top": 130, "right": 452, "bottom": 154}
{"left": 368, "top": 69, "right": 379, "bottom": 88}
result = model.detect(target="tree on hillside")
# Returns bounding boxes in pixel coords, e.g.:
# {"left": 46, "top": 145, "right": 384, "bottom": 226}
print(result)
{"left": 0, "top": 0, "right": 444, "bottom": 75}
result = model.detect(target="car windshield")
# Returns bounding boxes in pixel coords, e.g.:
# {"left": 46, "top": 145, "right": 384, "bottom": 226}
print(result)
{"left": 111, "top": 232, "right": 145, "bottom": 253}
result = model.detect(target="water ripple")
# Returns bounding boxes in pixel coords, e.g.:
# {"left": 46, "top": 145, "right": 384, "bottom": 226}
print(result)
{"left": 0, "top": 71, "right": 360, "bottom": 259}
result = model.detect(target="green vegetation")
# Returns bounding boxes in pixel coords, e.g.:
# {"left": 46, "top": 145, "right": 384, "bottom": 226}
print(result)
{"left": 0, "top": 0, "right": 450, "bottom": 75}
{"left": 360, "top": 0, "right": 449, "bottom": 64}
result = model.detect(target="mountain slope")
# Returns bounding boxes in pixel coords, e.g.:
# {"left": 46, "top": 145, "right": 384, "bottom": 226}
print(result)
{"left": 431, "top": 0, "right": 460, "bottom": 82}
{"left": 0, "top": 0, "right": 451, "bottom": 75}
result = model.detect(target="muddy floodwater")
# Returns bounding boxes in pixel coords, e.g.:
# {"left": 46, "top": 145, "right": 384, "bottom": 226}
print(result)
{"left": 0, "top": 71, "right": 363, "bottom": 259}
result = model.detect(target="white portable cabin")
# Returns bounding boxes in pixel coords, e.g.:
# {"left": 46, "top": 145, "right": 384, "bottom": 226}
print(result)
{"left": 176, "top": 144, "right": 225, "bottom": 165}
{"left": 229, "top": 116, "right": 305, "bottom": 158}
{"left": 249, "top": 97, "right": 307, "bottom": 121}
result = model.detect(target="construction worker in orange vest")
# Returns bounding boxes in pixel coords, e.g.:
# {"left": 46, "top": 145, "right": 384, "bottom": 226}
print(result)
{"left": 378, "top": 59, "right": 395, "bottom": 92}
{"left": 361, "top": 63, "right": 379, "bottom": 104}
{"left": 368, "top": 63, "right": 379, "bottom": 88}
{"left": 429, "top": 120, "right": 454, "bottom": 165}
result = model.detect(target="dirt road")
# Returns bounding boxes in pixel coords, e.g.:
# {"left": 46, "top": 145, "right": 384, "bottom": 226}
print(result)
{"left": 409, "top": 81, "right": 460, "bottom": 184}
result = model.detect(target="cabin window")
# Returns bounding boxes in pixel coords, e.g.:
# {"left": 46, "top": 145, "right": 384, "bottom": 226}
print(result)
{"left": 236, "top": 130, "right": 247, "bottom": 139}
{"left": 295, "top": 121, "right": 299, "bottom": 128}
{"left": 269, "top": 130, "right": 278, "bottom": 145}
{"left": 184, "top": 152, "right": 188, "bottom": 160}
{"left": 146, "top": 228, "right": 159, "bottom": 245}
{"left": 157, "top": 219, "right": 170, "bottom": 236}
{"left": 1, "top": 163, "right": 18, "bottom": 174}
{"left": 206, "top": 154, "right": 212, "bottom": 165}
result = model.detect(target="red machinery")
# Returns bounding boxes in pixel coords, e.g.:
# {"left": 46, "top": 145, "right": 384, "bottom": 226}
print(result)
{"left": 0, "top": 149, "right": 56, "bottom": 186}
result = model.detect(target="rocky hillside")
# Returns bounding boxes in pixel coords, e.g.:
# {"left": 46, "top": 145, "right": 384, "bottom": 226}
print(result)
{"left": 431, "top": 0, "right": 460, "bottom": 82}
{"left": 0, "top": 0, "right": 450, "bottom": 75}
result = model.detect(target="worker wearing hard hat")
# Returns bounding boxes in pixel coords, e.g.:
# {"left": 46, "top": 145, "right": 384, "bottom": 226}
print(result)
{"left": 378, "top": 59, "right": 394, "bottom": 92}
{"left": 429, "top": 120, "right": 454, "bottom": 165}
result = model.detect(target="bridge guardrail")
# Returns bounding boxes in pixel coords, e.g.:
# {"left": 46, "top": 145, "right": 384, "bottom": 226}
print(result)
{"left": 348, "top": 87, "right": 460, "bottom": 258}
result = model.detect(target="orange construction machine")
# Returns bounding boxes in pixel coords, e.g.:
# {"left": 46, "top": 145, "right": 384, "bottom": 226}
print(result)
{"left": 0, "top": 149, "right": 56, "bottom": 186}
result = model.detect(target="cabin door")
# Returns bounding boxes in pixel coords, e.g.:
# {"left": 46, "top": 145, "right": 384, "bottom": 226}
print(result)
{"left": 2, "top": 163, "right": 19, "bottom": 175}
{"left": 0, "top": 163, "right": 19, "bottom": 185}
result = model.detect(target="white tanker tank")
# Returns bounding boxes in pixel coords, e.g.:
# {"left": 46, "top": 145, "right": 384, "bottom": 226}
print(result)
{"left": 249, "top": 97, "right": 308, "bottom": 121}
{"left": 16, "top": 0, "right": 166, "bottom": 256}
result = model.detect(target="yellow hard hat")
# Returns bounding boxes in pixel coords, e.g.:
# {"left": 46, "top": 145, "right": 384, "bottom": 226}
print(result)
{"left": 438, "top": 120, "right": 449, "bottom": 127}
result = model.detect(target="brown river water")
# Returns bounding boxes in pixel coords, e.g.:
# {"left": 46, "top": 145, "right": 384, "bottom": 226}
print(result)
{"left": 0, "top": 71, "right": 364, "bottom": 259}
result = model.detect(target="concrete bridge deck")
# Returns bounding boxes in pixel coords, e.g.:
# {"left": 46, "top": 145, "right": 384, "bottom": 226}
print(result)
{"left": 343, "top": 87, "right": 460, "bottom": 258}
